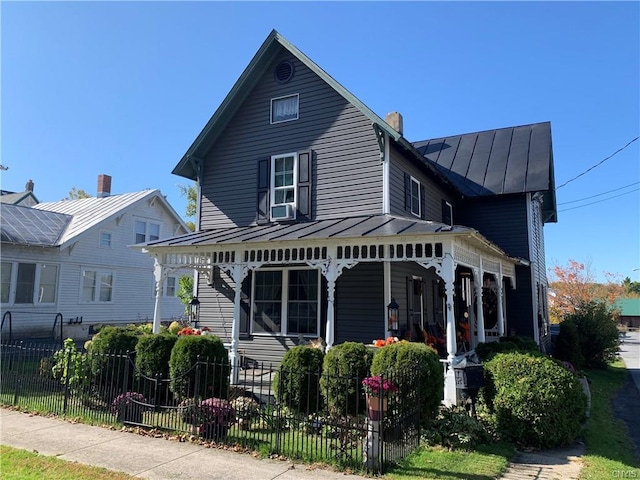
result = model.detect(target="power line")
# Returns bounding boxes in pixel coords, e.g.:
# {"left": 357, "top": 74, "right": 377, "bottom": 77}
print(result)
{"left": 558, "top": 187, "right": 639, "bottom": 212}
{"left": 556, "top": 136, "right": 639, "bottom": 190}
{"left": 558, "top": 181, "right": 640, "bottom": 205}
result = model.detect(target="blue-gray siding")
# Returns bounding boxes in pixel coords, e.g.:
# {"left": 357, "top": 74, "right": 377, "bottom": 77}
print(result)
{"left": 200, "top": 48, "right": 383, "bottom": 229}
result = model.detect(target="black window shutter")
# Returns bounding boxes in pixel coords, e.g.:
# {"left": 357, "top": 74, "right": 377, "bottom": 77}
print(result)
{"left": 240, "top": 271, "right": 252, "bottom": 335}
{"left": 420, "top": 183, "right": 426, "bottom": 220}
{"left": 297, "top": 150, "right": 313, "bottom": 220}
{"left": 404, "top": 173, "right": 411, "bottom": 212}
{"left": 256, "top": 158, "right": 270, "bottom": 224}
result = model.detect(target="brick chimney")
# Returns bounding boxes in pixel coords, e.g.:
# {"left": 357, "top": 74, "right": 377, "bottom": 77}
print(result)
{"left": 385, "top": 112, "right": 403, "bottom": 135}
{"left": 25, "top": 179, "right": 34, "bottom": 192}
{"left": 97, "top": 174, "right": 112, "bottom": 198}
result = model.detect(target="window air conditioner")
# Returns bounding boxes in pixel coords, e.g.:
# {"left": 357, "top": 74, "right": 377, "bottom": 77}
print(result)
{"left": 271, "top": 204, "right": 295, "bottom": 221}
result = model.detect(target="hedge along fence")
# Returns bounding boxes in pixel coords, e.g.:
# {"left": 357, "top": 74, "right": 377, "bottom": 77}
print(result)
{"left": 482, "top": 352, "right": 587, "bottom": 449}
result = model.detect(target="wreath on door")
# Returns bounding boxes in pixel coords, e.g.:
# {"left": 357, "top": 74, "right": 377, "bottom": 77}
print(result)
{"left": 474, "top": 287, "right": 498, "bottom": 330}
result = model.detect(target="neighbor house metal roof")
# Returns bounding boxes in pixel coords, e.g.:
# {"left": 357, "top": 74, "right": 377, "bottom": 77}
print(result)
{"left": 617, "top": 298, "right": 640, "bottom": 317}
{"left": 0, "top": 203, "right": 70, "bottom": 247}
{"left": 413, "top": 122, "right": 557, "bottom": 222}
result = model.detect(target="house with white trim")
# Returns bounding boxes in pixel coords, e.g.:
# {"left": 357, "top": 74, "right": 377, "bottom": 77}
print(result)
{"left": 140, "top": 31, "right": 557, "bottom": 404}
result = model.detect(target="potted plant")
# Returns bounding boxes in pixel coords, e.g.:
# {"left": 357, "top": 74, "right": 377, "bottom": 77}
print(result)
{"left": 111, "top": 392, "right": 146, "bottom": 424}
{"left": 362, "top": 375, "right": 398, "bottom": 420}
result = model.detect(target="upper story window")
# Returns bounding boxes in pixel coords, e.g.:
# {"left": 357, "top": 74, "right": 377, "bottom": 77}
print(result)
{"left": 271, "top": 94, "right": 299, "bottom": 124}
{"left": 404, "top": 173, "right": 426, "bottom": 220}
{"left": 165, "top": 276, "right": 177, "bottom": 297}
{"left": 135, "top": 220, "right": 160, "bottom": 243}
{"left": 442, "top": 200, "right": 453, "bottom": 227}
{"left": 270, "top": 152, "right": 297, "bottom": 220}
{"left": 1, "top": 261, "right": 59, "bottom": 305}
{"left": 100, "top": 231, "right": 112, "bottom": 248}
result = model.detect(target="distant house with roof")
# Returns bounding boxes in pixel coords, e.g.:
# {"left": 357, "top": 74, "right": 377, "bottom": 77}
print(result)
{"left": 617, "top": 298, "right": 640, "bottom": 329}
{"left": 0, "top": 179, "right": 39, "bottom": 207}
{"left": 139, "top": 30, "right": 558, "bottom": 404}
{"left": 0, "top": 174, "right": 191, "bottom": 341}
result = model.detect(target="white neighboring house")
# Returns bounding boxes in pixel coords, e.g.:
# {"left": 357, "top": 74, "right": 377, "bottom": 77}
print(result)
{"left": 0, "top": 175, "right": 191, "bottom": 341}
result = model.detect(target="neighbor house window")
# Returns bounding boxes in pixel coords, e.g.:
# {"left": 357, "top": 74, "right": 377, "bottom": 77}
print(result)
{"left": 82, "top": 269, "right": 114, "bottom": 303}
{"left": 410, "top": 176, "right": 421, "bottom": 217}
{"left": 1, "top": 262, "right": 12, "bottom": 304}
{"left": 270, "top": 152, "right": 297, "bottom": 219}
{"left": 3, "top": 262, "right": 58, "bottom": 305}
{"left": 165, "top": 276, "right": 176, "bottom": 297}
{"left": 100, "top": 231, "right": 112, "bottom": 248}
{"left": 135, "top": 220, "right": 160, "bottom": 243}
{"left": 251, "top": 268, "right": 319, "bottom": 336}
{"left": 271, "top": 94, "right": 299, "bottom": 124}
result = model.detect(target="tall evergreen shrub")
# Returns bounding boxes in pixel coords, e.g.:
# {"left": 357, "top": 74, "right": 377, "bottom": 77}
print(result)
{"left": 273, "top": 346, "right": 324, "bottom": 414}
{"left": 564, "top": 300, "right": 619, "bottom": 368}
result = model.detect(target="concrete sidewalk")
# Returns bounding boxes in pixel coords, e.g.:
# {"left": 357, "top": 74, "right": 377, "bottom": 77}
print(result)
{"left": 0, "top": 408, "right": 367, "bottom": 480}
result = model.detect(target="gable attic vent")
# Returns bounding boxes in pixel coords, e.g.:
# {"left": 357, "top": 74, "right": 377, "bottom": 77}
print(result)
{"left": 274, "top": 60, "right": 295, "bottom": 84}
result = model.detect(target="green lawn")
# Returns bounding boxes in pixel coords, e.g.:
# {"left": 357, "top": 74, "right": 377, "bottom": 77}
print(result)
{"left": 580, "top": 361, "right": 640, "bottom": 479}
{"left": 0, "top": 445, "right": 136, "bottom": 480}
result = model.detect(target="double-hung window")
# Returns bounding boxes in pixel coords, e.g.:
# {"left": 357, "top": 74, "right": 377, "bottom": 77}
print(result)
{"left": 135, "top": 220, "right": 160, "bottom": 243}
{"left": 410, "top": 176, "right": 421, "bottom": 217}
{"left": 251, "top": 268, "right": 319, "bottom": 336}
{"left": 81, "top": 268, "right": 114, "bottom": 303}
{"left": 270, "top": 153, "right": 297, "bottom": 219}
{"left": 165, "top": 276, "right": 177, "bottom": 297}
{"left": 271, "top": 94, "right": 299, "bottom": 124}
{"left": 1, "top": 261, "right": 58, "bottom": 305}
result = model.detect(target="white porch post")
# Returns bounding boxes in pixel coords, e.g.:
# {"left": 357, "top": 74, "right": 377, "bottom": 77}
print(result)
{"left": 229, "top": 263, "right": 248, "bottom": 384}
{"left": 152, "top": 256, "right": 164, "bottom": 334}
{"left": 384, "top": 261, "right": 392, "bottom": 338}
{"left": 442, "top": 253, "right": 457, "bottom": 406}
{"left": 474, "top": 264, "right": 486, "bottom": 344}
{"left": 497, "top": 266, "right": 505, "bottom": 337}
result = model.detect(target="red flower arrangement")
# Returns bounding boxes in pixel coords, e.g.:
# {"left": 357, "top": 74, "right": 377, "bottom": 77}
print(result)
{"left": 362, "top": 375, "right": 398, "bottom": 397}
{"left": 372, "top": 336, "right": 399, "bottom": 348}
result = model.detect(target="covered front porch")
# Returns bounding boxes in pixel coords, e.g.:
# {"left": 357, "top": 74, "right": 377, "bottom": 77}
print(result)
{"left": 142, "top": 215, "right": 521, "bottom": 405}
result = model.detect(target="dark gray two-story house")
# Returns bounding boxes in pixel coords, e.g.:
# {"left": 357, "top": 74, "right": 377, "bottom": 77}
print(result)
{"left": 141, "top": 30, "right": 557, "bottom": 404}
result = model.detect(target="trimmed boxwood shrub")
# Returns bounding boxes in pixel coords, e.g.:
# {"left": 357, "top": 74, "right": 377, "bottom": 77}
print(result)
{"left": 135, "top": 333, "right": 178, "bottom": 378}
{"left": 565, "top": 300, "right": 619, "bottom": 368}
{"left": 553, "top": 319, "right": 584, "bottom": 369}
{"left": 476, "top": 336, "right": 539, "bottom": 362}
{"left": 169, "top": 335, "right": 230, "bottom": 401}
{"left": 87, "top": 326, "right": 140, "bottom": 393}
{"left": 483, "top": 352, "right": 587, "bottom": 448}
{"left": 320, "top": 342, "right": 373, "bottom": 415}
{"left": 370, "top": 341, "right": 443, "bottom": 425}
{"left": 273, "top": 346, "right": 324, "bottom": 414}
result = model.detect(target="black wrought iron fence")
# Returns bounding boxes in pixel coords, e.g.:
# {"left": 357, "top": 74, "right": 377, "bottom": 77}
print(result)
{"left": 0, "top": 340, "right": 421, "bottom": 473}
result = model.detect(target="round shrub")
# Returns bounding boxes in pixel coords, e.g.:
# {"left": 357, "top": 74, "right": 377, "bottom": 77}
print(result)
{"left": 87, "top": 326, "right": 140, "bottom": 393}
{"left": 370, "top": 341, "right": 443, "bottom": 425}
{"left": 169, "top": 335, "right": 229, "bottom": 401}
{"left": 135, "top": 333, "right": 177, "bottom": 378}
{"left": 273, "top": 346, "right": 324, "bottom": 414}
{"left": 553, "top": 320, "right": 584, "bottom": 369}
{"left": 565, "top": 300, "right": 619, "bottom": 368}
{"left": 483, "top": 352, "right": 587, "bottom": 448}
{"left": 320, "top": 342, "right": 373, "bottom": 416}
{"left": 476, "top": 336, "right": 539, "bottom": 362}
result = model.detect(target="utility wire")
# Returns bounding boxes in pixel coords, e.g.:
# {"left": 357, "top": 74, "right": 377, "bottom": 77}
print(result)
{"left": 556, "top": 136, "right": 639, "bottom": 190}
{"left": 558, "top": 181, "right": 640, "bottom": 205}
{"left": 558, "top": 187, "right": 639, "bottom": 212}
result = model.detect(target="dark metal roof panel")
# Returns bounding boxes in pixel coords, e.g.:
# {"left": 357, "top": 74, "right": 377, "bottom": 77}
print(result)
{"left": 0, "top": 204, "right": 70, "bottom": 246}
{"left": 141, "top": 215, "right": 468, "bottom": 249}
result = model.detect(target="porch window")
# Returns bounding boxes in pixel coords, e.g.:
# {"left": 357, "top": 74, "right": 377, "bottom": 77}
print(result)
{"left": 5, "top": 262, "right": 58, "bottom": 305}
{"left": 1, "top": 262, "right": 12, "bottom": 303}
{"left": 81, "top": 268, "right": 114, "bottom": 303}
{"left": 251, "top": 268, "right": 320, "bottom": 336}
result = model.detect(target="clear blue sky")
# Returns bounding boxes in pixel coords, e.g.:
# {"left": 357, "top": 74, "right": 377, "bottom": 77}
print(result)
{"left": 2, "top": 2, "right": 639, "bottom": 282}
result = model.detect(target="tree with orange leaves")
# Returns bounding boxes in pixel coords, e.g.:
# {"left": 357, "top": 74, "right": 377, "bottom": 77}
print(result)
{"left": 548, "top": 259, "right": 624, "bottom": 323}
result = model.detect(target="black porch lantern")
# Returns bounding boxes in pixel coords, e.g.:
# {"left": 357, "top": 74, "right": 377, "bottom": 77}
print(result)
{"left": 189, "top": 297, "right": 200, "bottom": 327}
{"left": 387, "top": 298, "right": 399, "bottom": 333}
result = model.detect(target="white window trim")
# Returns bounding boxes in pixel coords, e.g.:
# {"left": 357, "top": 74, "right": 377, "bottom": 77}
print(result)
{"left": 164, "top": 276, "right": 177, "bottom": 297}
{"left": 1, "top": 261, "right": 59, "bottom": 305}
{"left": 444, "top": 201, "right": 453, "bottom": 226}
{"left": 80, "top": 268, "right": 115, "bottom": 304}
{"left": 270, "top": 152, "right": 298, "bottom": 217}
{"left": 250, "top": 267, "right": 321, "bottom": 337}
{"left": 134, "top": 218, "right": 161, "bottom": 243}
{"left": 270, "top": 93, "right": 299, "bottom": 124}
{"left": 410, "top": 175, "right": 421, "bottom": 218}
